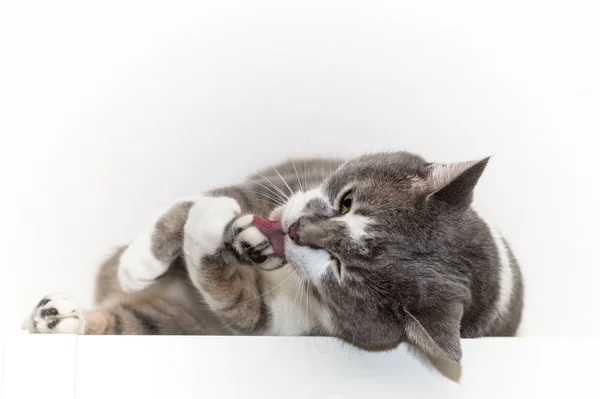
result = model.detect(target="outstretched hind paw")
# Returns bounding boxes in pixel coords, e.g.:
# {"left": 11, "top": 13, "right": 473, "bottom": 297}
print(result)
{"left": 24, "top": 293, "right": 85, "bottom": 334}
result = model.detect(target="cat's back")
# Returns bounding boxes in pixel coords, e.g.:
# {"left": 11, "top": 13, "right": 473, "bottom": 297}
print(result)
{"left": 459, "top": 209, "right": 524, "bottom": 338}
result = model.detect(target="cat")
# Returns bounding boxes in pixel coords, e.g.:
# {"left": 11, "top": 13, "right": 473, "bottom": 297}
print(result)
{"left": 24, "top": 151, "right": 523, "bottom": 364}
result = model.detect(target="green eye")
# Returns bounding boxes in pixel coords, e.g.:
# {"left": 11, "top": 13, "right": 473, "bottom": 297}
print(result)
{"left": 340, "top": 192, "right": 353, "bottom": 215}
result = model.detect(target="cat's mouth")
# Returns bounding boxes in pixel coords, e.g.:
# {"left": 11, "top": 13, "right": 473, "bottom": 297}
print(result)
{"left": 255, "top": 215, "right": 331, "bottom": 258}
{"left": 255, "top": 215, "right": 340, "bottom": 280}
{"left": 253, "top": 215, "right": 286, "bottom": 257}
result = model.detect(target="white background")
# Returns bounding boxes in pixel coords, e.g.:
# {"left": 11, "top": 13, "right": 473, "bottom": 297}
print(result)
{"left": 0, "top": 0, "right": 598, "bottom": 339}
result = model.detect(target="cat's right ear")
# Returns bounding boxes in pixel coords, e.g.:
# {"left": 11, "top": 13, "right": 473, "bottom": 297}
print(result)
{"left": 420, "top": 157, "right": 490, "bottom": 209}
{"left": 403, "top": 301, "right": 464, "bottom": 364}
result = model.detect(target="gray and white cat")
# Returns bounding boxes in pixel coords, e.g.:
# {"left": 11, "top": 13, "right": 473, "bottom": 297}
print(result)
{"left": 24, "top": 151, "right": 523, "bottom": 364}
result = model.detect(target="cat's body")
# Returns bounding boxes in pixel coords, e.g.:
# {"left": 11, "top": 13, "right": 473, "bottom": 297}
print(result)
{"left": 25, "top": 152, "right": 523, "bottom": 363}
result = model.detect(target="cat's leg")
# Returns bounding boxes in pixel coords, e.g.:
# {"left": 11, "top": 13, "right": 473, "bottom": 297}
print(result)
{"left": 117, "top": 198, "right": 197, "bottom": 292}
{"left": 114, "top": 192, "right": 285, "bottom": 333}
{"left": 24, "top": 246, "right": 225, "bottom": 335}
{"left": 183, "top": 197, "right": 285, "bottom": 334}
{"left": 116, "top": 180, "right": 278, "bottom": 293}
{"left": 23, "top": 292, "right": 217, "bottom": 335}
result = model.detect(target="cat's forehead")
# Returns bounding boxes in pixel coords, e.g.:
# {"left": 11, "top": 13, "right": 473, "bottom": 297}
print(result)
{"left": 325, "top": 152, "right": 429, "bottom": 198}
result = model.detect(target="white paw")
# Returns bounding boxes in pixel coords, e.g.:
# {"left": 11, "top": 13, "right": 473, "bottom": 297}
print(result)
{"left": 232, "top": 216, "right": 272, "bottom": 254}
{"left": 119, "top": 228, "right": 170, "bottom": 292}
{"left": 184, "top": 196, "right": 241, "bottom": 260}
{"left": 24, "top": 293, "right": 85, "bottom": 334}
{"left": 231, "top": 215, "right": 285, "bottom": 271}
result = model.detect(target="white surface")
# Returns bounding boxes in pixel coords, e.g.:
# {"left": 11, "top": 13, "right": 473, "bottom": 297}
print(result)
{"left": 0, "top": 336, "right": 598, "bottom": 398}
{"left": 2, "top": 334, "right": 77, "bottom": 399}
{"left": 0, "top": 338, "right": 3, "bottom": 397}
{"left": 76, "top": 336, "right": 457, "bottom": 398}
{"left": 0, "top": 0, "right": 599, "bottom": 340}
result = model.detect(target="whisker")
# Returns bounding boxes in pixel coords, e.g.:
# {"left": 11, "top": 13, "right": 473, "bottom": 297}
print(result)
{"left": 304, "top": 281, "right": 310, "bottom": 330}
{"left": 320, "top": 163, "right": 326, "bottom": 183}
{"left": 243, "top": 189, "right": 286, "bottom": 207}
{"left": 303, "top": 158, "right": 308, "bottom": 195}
{"left": 291, "top": 159, "right": 304, "bottom": 192}
{"left": 255, "top": 172, "right": 290, "bottom": 200}
{"left": 241, "top": 196, "right": 283, "bottom": 209}
{"left": 247, "top": 179, "right": 288, "bottom": 203}
{"left": 271, "top": 166, "right": 295, "bottom": 197}
{"left": 297, "top": 280, "right": 306, "bottom": 327}
{"left": 290, "top": 279, "right": 304, "bottom": 330}
{"left": 247, "top": 268, "right": 297, "bottom": 302}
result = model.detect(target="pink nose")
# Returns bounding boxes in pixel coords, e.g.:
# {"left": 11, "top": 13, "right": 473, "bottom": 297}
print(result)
{"left": 288, "top": 221, "right": 300, "bottom": 243}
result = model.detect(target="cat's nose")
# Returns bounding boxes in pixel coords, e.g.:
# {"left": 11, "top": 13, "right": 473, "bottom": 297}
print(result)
{"left": 288, "top": 221, "right": 300, "bottom": 243}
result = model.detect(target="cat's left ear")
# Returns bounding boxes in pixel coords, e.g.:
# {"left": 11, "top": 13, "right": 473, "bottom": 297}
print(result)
{"left": 403, "top": 301, "right": 464, "bottom": 363}
{"left": 422, "top": 157, "right": 490, "bottom": 208}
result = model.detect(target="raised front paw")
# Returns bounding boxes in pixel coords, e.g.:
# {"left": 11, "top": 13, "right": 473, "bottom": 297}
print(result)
{"left": 183, "top": 196, "right": 242, "bottom": 261}
{"left": 118, "top": 199, "right": 197, "bottom": 293}
{"left": 24, "top": 293, "right": 85, "bottom": 334}
{"left": 225, "top": 214, "right": 286, "bottom": 271}
{"left": 119, "top": 232, "right": 172, "bottom": 292}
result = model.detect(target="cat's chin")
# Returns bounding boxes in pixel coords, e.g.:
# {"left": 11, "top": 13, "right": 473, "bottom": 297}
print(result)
{"left": 284, "top": 235, "right": 333, "bottom": 283}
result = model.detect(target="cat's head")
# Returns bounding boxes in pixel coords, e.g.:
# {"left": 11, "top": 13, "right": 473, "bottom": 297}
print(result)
{"left": 276, "top": 151, "right": 489, "bottom": 363}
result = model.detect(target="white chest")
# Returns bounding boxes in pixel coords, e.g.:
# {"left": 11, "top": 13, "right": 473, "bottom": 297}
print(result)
{"left": 260, "top": 264, "right": 319, "bottom": 336}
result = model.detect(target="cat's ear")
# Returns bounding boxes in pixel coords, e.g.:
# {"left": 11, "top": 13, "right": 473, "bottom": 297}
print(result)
{"left": 422, "top": 157, "right": 490, "bottom": 208}
{"left": 403, "top": 301, "right": 464, "bottom": 363}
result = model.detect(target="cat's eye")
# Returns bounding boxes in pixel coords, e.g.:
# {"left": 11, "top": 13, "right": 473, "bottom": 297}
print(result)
{"left": 340, "top": 191, "right": 353, "bottom": 215}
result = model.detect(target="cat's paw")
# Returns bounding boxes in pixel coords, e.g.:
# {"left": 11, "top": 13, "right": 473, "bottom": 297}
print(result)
{"left": 119, "top": 227, "right": 172, "bottom": 292}
{"left": 24, "top": 293, "right": 85, "bottom": 334}
{"left": 118, "top": 198, "right": 196, "bottom": 292}
{"left": 183, "top": 196, "right": 242, "bottom": 261}
{"left": 227, "top": 214, "right": 286, "bottom": 270}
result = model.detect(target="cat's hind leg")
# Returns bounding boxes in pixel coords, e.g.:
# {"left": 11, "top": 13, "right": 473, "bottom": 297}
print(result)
{"left": 23, "top": 290, "right": 222, "bottom": 335}
{"left": 23, "top": 249, "right": 225, "bottom": 335}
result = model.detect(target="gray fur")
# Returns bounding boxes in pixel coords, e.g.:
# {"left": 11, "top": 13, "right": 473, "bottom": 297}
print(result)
{"left": 283, "top": 152, "right": 523, "bottom": 361}
{"left": 151, "top": 201, "right": 195, "bottom": 262}
{"left": 193, "top": 151, "right": 523, "bottom": 361}
{"left": 25, "top": 151, "right": 523, "bottom": 367}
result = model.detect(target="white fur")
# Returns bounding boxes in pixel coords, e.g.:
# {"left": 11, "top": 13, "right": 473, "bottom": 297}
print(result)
{"left": 25, "top": 293, "right": 85, "bottom": 334}
{"left": 233, "top": 214, "right": 254, "bottom": 229}
{"left": 272, "top": 186, "right": 336, "bottom": 331}
{"left": 231, "top": 214, "right": 256, "bottom": 254}
{"left": 285, "top": 236, "right": 332, "bottom": 282}
{"left": 182, "top": 196, "right": 241, "bottom": 292}
{"left": 183, "top": 196, "right": 241, "bottom": 261}
{"left": 260, "top": 264, "right": 334, "bottom": 335}
{"left": 118, "top": 227, "right": 171, "bottom": 292}
{"left": 281, "top": 188, "right": 333, "bottom": 283}
{"left": 118, "top": 196, "right": 201, "bottom": 292}
{"left": 261, "top": 265, "right": 314, "bottom": 335}
{"left": 231, "top": 215, "right": 282, "bottom": 270}
{"left": 281, "top": 188, "right": 325, "bottom": 231}
{"left": 482, "top": 219, "right": 514, "bottom": 322}
{"left": 335, "top": 213, "right": 371, "bottom": 241}
{"left": 238, "top": 226, "right": 265, "bottom": 248}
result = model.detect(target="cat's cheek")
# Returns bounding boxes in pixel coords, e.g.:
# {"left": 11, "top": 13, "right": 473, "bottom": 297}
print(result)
{"left": 285, "top": 236, "right": 332, "bottom": 283}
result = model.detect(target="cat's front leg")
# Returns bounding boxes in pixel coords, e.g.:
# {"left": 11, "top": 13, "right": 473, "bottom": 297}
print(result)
{"left": 118, "top": 198, "right": 198, "bottom": 292}
{"left": 183, "top": 198, "right": 284, "bottom": 334}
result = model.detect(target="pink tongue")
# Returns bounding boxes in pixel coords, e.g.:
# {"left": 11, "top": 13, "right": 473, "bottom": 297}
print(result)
{"left": 253, "top": 215, "right": 285, "bottom": 257}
